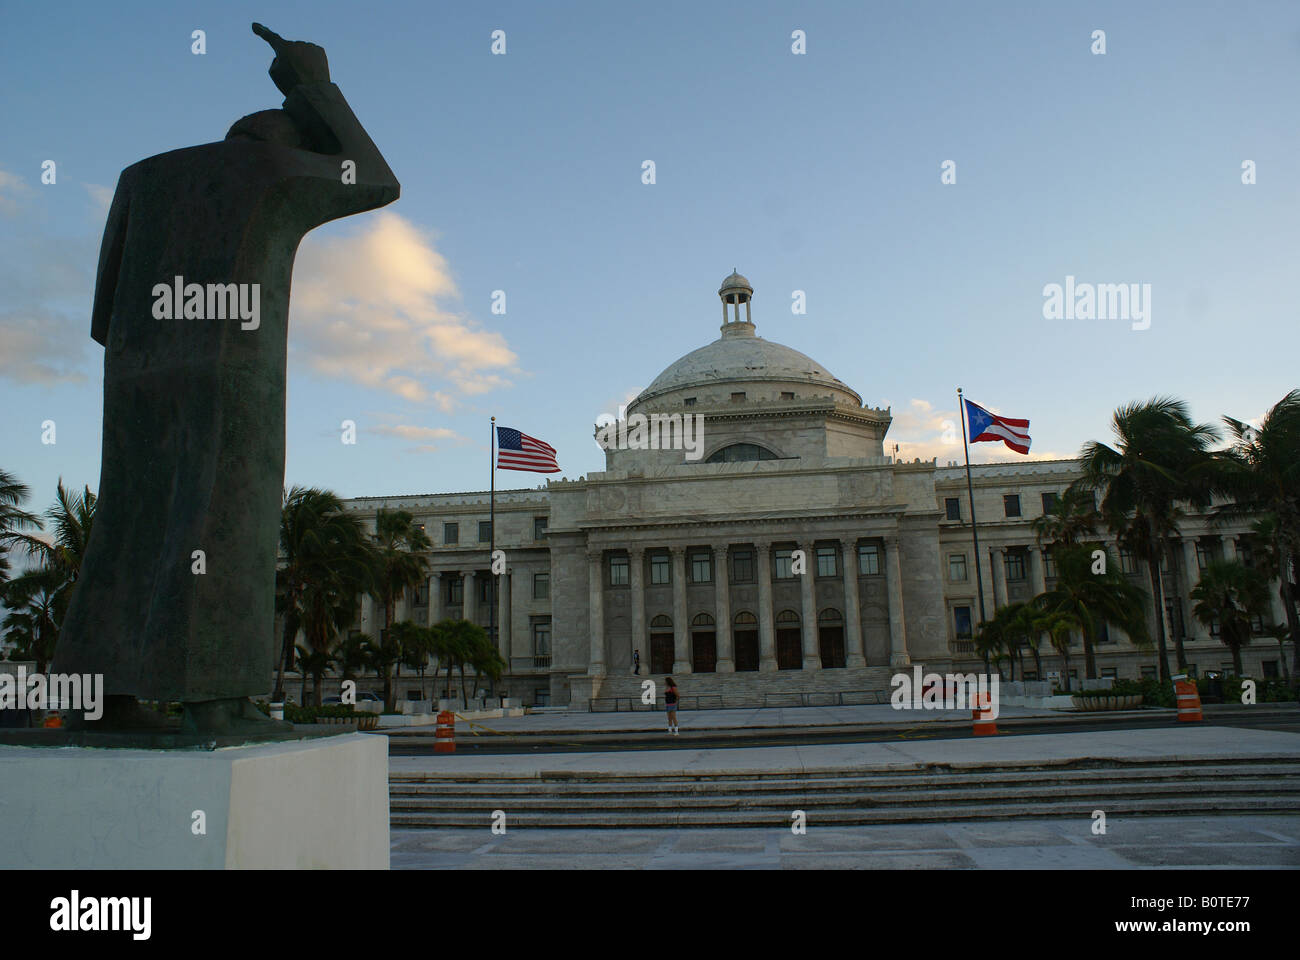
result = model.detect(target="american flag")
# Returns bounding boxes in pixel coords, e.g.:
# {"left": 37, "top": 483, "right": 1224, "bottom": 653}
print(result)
{"left": 496, "top": 426, "right": 561, "bottom": 473}
{"left": 964, "top": 399, "right": 1032, "bottom": 455}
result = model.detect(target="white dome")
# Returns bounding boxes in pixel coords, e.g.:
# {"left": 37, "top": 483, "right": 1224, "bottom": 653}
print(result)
{"left": 634, "top": 330, "right": 861, "bottom": 406}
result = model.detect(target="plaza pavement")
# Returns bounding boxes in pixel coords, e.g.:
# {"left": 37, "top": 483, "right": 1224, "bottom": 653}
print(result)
{"left": 390, "top": 814, "right": 1300, "bottom": 869}
{"left": 388, "top": 724, "right": 1300, "bottom": 777}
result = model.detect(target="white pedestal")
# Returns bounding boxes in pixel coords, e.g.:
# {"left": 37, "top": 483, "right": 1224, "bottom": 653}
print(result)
{"left": 0, "top": 733, "right": 388, "bottom": 869}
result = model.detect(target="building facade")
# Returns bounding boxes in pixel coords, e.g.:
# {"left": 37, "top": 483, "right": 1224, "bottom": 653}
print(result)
{"left": 342, "top": 273, "right": 1292, "bottom": 708}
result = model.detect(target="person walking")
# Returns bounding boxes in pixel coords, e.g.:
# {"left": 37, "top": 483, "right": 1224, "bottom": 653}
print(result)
{"left": 633, "top": 649, "right": 641, "bottom": 675}
{"left": 664, "top": 677, "right": 680, "bottom": 735}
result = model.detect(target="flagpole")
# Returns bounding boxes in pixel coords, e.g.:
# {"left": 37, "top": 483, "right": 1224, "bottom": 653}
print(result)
{"left": 958, "top": 387, "right": 988, "bottom": 627}
{"left": 490, "top": 417, "right": 497, "bottom": 665}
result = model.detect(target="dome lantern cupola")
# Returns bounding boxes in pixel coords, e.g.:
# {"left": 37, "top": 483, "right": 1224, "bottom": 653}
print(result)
{"left": 718, "top": 269, "right": 755, "bottom": 338}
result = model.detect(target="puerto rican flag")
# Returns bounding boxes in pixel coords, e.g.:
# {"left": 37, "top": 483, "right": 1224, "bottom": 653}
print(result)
{"left": 964, "top": 399, "right": 1031, "bottom": 455}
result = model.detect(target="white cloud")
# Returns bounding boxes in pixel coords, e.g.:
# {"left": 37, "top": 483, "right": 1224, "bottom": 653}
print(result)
{"left": 82, "top": 182, "right": 113, "bottom": 218}
{"left": 290, "top": 213, "right": 518, "bottom": 406}
{"left": 887, "top": 398, "right": 1072, "bottom": 464}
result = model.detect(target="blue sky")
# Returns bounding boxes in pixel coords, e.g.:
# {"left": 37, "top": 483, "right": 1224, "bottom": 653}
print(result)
{"left": 2, "top": 0, "right": 1297, "bottom": 514}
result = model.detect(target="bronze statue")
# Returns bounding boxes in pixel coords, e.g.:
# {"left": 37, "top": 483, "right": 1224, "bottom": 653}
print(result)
{"left": 54, "top": 24, "right": 399, "bottom": 734}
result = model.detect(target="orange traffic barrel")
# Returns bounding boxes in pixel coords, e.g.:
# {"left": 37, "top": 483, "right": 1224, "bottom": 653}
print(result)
{"left": 1173, "top": 675, "right": 1202, "bottom": 722}
{"left": 972, "top": 692, "right": 998, "bottom": 736}
{"left": 42, "top": 712, "right": 63, "bottom": 729}
{"left": 434, "top": 710, "right": 456, "bottom": 753}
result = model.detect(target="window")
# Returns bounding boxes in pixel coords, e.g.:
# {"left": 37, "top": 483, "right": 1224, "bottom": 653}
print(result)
{"left": 780, "top": 391, "right": 795, "bottom": 400}
{"left": 1096, "top": 621, "right": 1111, "bottom": 644}
{"left": 1195, "top": 541, "right": 1211, "bottom": 571}
{"left": 1239, "top": 541, "right": 1254, "bottom": 568}
{"left": 1141, "top": 666, "right": 1157, "bottom": 680}
{"left": 448, "top": 576, "right": 463, "bottom": 604}
{"left": 444, "top": 522, "right": 459, "bottom": 545}
{"left": 1041, "top": 492, "right": 1059, "bottom": 514}
{"left": 949, "top": 554, "right": 968, "bottom": 581}
{"left": 954, "top": 606, "right": 973, "bottom": 640}
{"left": 1101, "top": 667, "right": 1118, "bottom": 679}
{"left": 1003, "top": 494, "right": 1021, "bottom": 518}
{"left": 684, "top": 397, "right": 696, "bottom": 406}
{"left": 1119, "top": 550, "right": 1139, "bottom": 575}
{"left": 413, "top": 579, "right": 429, "bottom": 606}
{"left": 532, "top": 620, "right": 551, "bottom": 655}
{"left": 816, "top": 545, "right": 837, "bottom": 577}
{"left": 731, "top": 549, "right": 754, "bottom": 583}
{"left": 690, "top": 552, "right": 712, "bottom": 583}
{"left": 478, "top": 578, "right": 491, "bottom": 603}
{"left": 478, "top": 521, "right": 492, "bottom": 543}
{"left": 858, "top": 544, "right": 881, "bottom": 576}
{"left": 706, "top": 443, "right": 778, "bottom": 463}
{"left": 534, "top": 516, "right": 548, "bottom": 540}
{"left": 730, "top": 392, "right": 746, "bottom": 402}
{"left": 1250, "top": 613, "right": 1264, "bottom": 634}
{"left": 1209, "top": 618, "right": 1221, "bottom": 637}
{"left": 774, "top": 548, "right": 795, "bottom": 579}
{"left": 533, "top": 573, "right": 549, "bottom": 599}
{"left": 609, "top": 555, "right": 629, "bottom": 586}
{"left": 945, "top": 498, "right": 961, "bottom": 521}
{"left": 1004, "top": 552, "right": 1026, "bottom": 581}
{"left": 650, "top": 553, "right": 670, "bottom": 585}
{"left": 1043, "top": 550, "right": 1057, "bottom": 579}
{"left": 1263, "top": 661, "right": 1280, "bottom": 679}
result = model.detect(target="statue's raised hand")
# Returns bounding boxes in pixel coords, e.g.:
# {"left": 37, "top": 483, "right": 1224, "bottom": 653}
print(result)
{"left": 253, "top": 22, "right": 330, "bottom": 96}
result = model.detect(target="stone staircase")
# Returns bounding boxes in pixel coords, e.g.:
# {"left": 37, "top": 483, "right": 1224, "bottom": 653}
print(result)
{"left": 389, "top": 757, "right": 1300, "bottom": 828}
{"left": 588, "top": 666, "right": 900, "bottom": 710}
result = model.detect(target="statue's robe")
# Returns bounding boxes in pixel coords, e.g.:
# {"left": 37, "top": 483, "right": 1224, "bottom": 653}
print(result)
{"left": 53, "top": 83, "right": 399, "bottom": 700}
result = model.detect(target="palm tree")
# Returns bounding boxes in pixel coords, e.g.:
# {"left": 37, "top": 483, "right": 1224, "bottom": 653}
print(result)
{"left": 337, "top": 632, "right": 372, "bottom": 685}
{"left": 369, "top": 509, "right": 431, "bottom": 711}
{"left": 468, "top": 632, "right": 507, "bottom": 701}
{"left": 363, "top": 631, "right": 403, "bottom": 711}
{"left": 1, "top": 569, "right": 61, "bottom": 671}
{"left": 1032, "top": 608, "right": 1081, "bottom": 690}
{"left": 0, "top": 468, "right": 41, "bottom": 585}
{"left": 1033, "top": 544, "right": 1151, "bottom": 678}
{"left": 294, "top": 643, "right": 336, "bottom": 707}
{"left": 974, "top": 611, "right": 1012, "bottom": 680}
{"left": 393, "top": 621, "right": 433, "bottom": 696}
{"left": 1216, "top": 389, "right": 1300, "bottom": 683}
{"left": 1031, "top": 483, "right": 1101, "bottom": 551}
{"left": 429, "top": 619, "right": 484, "bottom": 705}
{"left": 1, "top": 480, "right": 96, "bottom": 668}
{"left": 1079, "top": 397, "right": 1219, "bottom": 681}
{"left": 1190, "top": 559, "right": 1271, "bottom": 676}
{"left": 275, "top": 487, "right": 374, "bottom": 702}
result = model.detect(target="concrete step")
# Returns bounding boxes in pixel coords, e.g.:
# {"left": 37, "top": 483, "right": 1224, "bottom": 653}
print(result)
{"left": 390, "top": 794, "right": 1300, "bottom": 828}
{"left": 390, "top": 778, "right": 1300, "bottom": 812}
{"left": 391, "top": 763, "right": 1300, "bottom": 796}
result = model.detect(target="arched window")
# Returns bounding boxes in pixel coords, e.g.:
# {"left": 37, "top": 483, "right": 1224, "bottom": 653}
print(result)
{"left": 734, "top": 611, "right": 757, "bottom": 626}
{"left": 705, "top": 443, "right": 779, "bottom": 463}
{"left": 776, "top": 609, "right": 800, "bottom": 625}
{"left": 691, "top": 613, "right": 715, "bottom": 627}
{"left": 650, "top": 615, "right": 672, "bottom": 628}
{"left": 818, "top": 608, "right": 843, "bottom": 624}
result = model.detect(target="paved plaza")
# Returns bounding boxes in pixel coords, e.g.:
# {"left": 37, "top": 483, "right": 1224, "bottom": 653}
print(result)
{"left": 391, "top": 815, "right": 1300, "bottom": 870}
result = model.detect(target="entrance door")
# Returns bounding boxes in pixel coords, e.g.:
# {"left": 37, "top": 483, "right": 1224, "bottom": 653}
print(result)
{"left": 692, "top": 632, "right": 717, "bottom": 673}
{"left": 650, "top": 634, "right": 674, "bottom": 674}
{"left": 776, "top": 629, "right": 803, "bottom": 670}
{"left": 734, "top": 630, "right": 759, "bottom": 671}
{"left": 818, "top": 626, "right": 845, "bottom": 668}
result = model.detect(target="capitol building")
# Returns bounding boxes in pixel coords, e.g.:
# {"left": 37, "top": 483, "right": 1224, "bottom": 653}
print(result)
{"left": 345, "top": 273, "right": 1285, "bottom": 709}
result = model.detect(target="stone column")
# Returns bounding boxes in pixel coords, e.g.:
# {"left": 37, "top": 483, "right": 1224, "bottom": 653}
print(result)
{"left": 429, "top": 572, "right": 442, "bottom": 626}
{"left": 1030, "top": 547, "right": 1047, "bottom": 597}
{"left": 671, "top": 547, "right": 691, "bottom": 673}
{"left": 587, "top": 549, "right": 605, "bottom": 676}
{"left": 1182, "top": 538, "right": 1200, "bottom": 641}
{"left": 757, "top": 542, "right": 777, "bottom": 671}
{"left": 886, "top": 536, "right": 910, "bottom": 667}
{"left": 498, "top": 570, "right": 511, "bottom": 660}
{"left": 842, "top": 539, "right": 865, "bottom": 667}
{"left": 992, "top": 547, "right": 1008, "bottom": 609}
{"left": 713, "top": 542, "right": 734, "bottom": 672}
{"left": 463, "top": 569, "right": 476, "bottom": 625}
{"left": 799, "top": 541, "right": 821, "bottom": 670}
{"left": 629, "top": 547, "right": 645, "bottom": 673}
